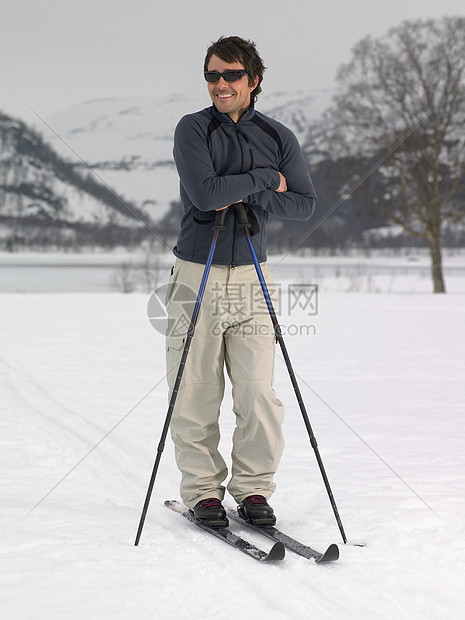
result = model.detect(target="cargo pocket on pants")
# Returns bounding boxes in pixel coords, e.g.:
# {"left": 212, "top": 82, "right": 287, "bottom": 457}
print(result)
{"left": 166, "top": 335, "right": 186, "bottom": 388}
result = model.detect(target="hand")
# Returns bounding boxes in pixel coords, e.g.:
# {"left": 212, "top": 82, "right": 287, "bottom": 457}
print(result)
{"left": 276, "top": 171, "right": 287, "bottom": 193}
{"left": 215, "top": 199, "right": 243, "bottom": 211}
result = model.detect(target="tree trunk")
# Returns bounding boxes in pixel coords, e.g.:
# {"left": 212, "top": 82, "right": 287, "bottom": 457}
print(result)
{"left": 427, "top": 230, "right": 446, "bottom": 293}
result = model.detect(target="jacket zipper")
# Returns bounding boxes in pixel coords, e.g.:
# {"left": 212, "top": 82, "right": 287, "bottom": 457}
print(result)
{"left": 231, "top": 216, "right": 236, "bottom": 269}
{"left": 236, "top": 127, "right": 246, "bottom": 173}
{"left": 231, "top": 127, "right": 248, "bottom": 269}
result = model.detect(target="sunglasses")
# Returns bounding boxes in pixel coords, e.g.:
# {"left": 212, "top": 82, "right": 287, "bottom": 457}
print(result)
{"left": 204, "top": 70, "right": 249, "bottom": 83}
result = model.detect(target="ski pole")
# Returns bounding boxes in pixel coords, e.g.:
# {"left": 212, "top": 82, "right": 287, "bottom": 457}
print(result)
{"left": 235, "top": 203, "right": 347, "bottom": 544}
{"left": 134, "top": 207, "right": 229, "bottom": 546}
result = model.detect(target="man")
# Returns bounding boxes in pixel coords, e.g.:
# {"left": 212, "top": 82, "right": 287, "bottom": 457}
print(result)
{"left": 167, "top": 36, "right": 316, "bottom": 527}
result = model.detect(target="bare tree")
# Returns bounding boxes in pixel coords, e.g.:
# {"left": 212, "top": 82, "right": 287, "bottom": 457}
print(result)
{"left": 111, "top": 261, "right": 137, "bottom": 293}
{"left": 140, "top": 238, "right": 163, "bottom": 293}
{"left": 325, "top": 17, "right": 465, "bottom": 292}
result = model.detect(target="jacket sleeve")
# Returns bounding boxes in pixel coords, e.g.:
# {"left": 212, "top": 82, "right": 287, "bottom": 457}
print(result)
{"left": 247, "top": 126, "right": 316, "bottom": 221}
{"left": 173, "top": 114, "right": 281, "bottom": 212}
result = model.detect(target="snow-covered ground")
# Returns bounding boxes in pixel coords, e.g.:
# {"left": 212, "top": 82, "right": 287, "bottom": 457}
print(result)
{"left": 1, "top": 286, "right": 464, "bottom": 619}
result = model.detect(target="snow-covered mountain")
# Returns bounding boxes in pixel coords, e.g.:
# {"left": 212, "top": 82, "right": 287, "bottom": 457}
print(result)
{"left": 0, "top": 110, "right": 148, "bottom": 250}
{"left": 0, "top": 89, "right": 334, "bottom": 250}
{"left": 44, "top": 89, "right": 334, "bottom": 222}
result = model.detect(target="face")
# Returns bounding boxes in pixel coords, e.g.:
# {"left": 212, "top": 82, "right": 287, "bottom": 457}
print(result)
{"left": 207, "top": 54, "right": 259, "bottom": 123}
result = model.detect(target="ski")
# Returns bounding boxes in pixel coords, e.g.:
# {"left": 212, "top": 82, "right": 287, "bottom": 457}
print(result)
{"left": 228, "top": 509, "right": 339, "bottom": 563}
{"left": 164, "top": 500, "right": 285, "bottom": 563}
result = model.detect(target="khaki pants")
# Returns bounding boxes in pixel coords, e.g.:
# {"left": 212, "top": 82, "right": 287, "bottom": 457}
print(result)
{"left": 166, "top": 258, "right": 284, "bottom": 509}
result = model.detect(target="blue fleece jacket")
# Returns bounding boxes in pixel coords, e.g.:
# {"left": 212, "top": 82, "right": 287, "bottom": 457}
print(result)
{"left": 172, "top": 104, "right": 316, "bottom": 265}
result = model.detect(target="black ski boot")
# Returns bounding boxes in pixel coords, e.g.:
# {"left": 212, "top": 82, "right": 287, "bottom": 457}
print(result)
{"left": 238, "top": 495, "right": 276, "bottom": 526}
{"left": 191, "top": 498, "right": 228, "bottom": 528}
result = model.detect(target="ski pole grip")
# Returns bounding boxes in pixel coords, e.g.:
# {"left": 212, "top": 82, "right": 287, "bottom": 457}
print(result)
{"left": 234, "top": 203, "right": 252, "bottom": 229}
{"left": 212, "top": 203, "right": 251, "bottom": 231}
{"left": 212, "top": 208, "right": 228, "bottom": 231}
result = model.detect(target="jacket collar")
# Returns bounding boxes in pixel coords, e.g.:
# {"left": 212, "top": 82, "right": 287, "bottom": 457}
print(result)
{"left": 212, "top": 102, "right": 256, "bottom": 125}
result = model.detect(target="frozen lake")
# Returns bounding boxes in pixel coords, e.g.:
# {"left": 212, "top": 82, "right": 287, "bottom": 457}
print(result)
{"left": 0, "top": 250, "right": 464, "bottom": 293}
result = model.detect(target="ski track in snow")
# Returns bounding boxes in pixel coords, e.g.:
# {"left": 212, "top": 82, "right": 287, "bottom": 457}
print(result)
{"left": 0, "top": 291, "right": 464, "bottom": 619}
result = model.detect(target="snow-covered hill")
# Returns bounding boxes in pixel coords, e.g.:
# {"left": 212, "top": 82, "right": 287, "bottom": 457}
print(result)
{"left": 0, "top": 112, "right": 141, "bottom": 228}
{"left": 44, "top": 89, "right": 334, "bottom": 222}
{"left": 0, "top": 89, "right": 336, "bottom": 250}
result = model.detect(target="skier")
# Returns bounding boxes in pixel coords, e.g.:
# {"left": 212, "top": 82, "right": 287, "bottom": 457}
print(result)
{"left": 167, "top": 35, "right": 316, "bottom": 527}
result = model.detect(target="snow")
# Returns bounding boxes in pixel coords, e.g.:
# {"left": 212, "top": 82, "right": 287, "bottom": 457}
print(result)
{"left": 1, "top": 286, "right": 464, "bottom": 619}
{"left": 45, "top": 90, "right": 331, "bottom": 163}
{"left": 40, "top": 90, "right": 334, "bottom": 219}
{"left": 98, "top": 165, "right": 179, "bottom": 218}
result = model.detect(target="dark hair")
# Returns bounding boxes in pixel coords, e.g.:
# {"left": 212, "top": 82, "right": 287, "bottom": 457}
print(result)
{"left": 204, "top": 36, "right": 266, "bottom": 104}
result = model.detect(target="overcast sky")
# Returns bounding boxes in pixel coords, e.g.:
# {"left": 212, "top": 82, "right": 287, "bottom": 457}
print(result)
{"left": 1, "top": 0, "right": 464, "bottom": 127}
